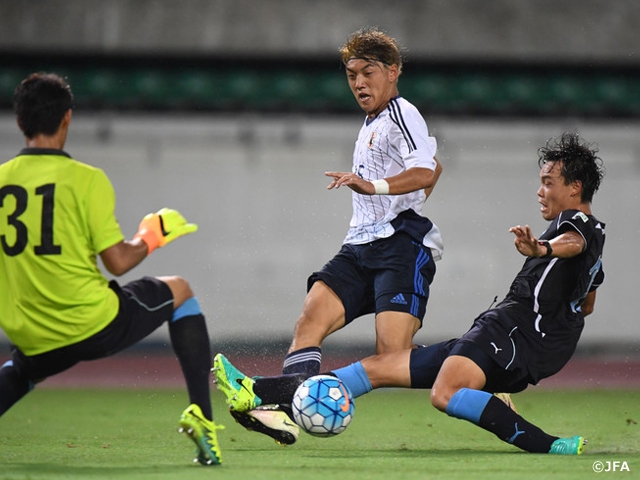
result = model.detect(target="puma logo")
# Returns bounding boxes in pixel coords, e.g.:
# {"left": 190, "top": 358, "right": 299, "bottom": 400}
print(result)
{"left": 508, "top": 422, "right": 525, "bottom": 443}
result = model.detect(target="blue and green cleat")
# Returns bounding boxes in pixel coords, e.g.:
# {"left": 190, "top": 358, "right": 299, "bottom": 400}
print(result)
{"left": 212, "top": 353, "right": 262, "bottom": 412}
{"left": 178, "top": 404, "right": 224, "bottom": 466}
{"left": 549, "top": 435, "right": 587, "bottom": 455}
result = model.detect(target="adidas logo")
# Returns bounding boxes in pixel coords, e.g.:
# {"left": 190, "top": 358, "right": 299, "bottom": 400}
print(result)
{"left": 390, "top": 293, "right": 408, "bottom": 305}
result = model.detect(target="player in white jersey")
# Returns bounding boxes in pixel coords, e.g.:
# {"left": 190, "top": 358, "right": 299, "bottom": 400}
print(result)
{"left": 287, "top": 27, "right": 443, "bottom": 376}
{"left": 341, "top": 95, "right": 443, "bottom": 255}
{"left": 218, "top": 27, "right": 443, "bottom": 444}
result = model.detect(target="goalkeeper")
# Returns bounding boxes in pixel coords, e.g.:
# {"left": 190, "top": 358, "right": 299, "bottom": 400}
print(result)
{"left": 0, "top": 73, "right": 223, "bottom": 466}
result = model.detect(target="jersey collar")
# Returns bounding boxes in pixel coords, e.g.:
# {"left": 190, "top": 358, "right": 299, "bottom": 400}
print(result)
{"left": 18, "top": 147, "right": 71, "bottom": 158}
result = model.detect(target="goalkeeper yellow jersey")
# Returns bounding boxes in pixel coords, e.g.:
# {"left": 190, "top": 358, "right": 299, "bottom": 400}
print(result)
{"left": 0, "top": 148, "right": 124, "bottom": 355}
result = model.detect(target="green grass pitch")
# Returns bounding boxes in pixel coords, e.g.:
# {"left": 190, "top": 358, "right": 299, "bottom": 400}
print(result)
{"left": 0, "top": 388, "right": 638, "bottom": 480}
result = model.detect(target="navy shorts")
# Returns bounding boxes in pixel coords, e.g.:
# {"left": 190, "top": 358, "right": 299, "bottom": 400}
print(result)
{"left": 449, "top": 307, "right": 538, "bottom": 393}
{"left": 410, "top": 305, "right": 573, "bottom": 394}
{"left": 308, "top": 232, "right": 436, "bottom": 326}
{"left": 11, "top": 276, "right": 174, "bottom": 381}
{"left": 449, "top": 340, "right": 531, "bottom": 394}
{"left": 408, "top": 336, "right": 530, "bottom": 394}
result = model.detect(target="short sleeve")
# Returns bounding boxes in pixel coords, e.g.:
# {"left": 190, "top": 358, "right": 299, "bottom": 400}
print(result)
{"left": 392, "top": 101, "right": 437, "bottom": 171}
{"left": 557, "top": 210, "right": 593, "bottom": 249}
{"left": 86, "top": 169, "right": 124, "bottom": 253}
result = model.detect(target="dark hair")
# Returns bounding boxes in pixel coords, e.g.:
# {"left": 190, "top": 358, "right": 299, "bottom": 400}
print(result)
{"left": 538, "top": 132, "right": 605, "bottom": 203}
{"left": 13, "top": 72, "right": 74, "bottom": 138}
{"left": 339, "top": 27, "right": 404, "bottom": 74}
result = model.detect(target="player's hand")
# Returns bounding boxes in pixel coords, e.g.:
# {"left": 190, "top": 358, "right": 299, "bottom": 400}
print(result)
{"left": 134, "top": 208, "right": 198, "bottom": 255}
{"left": 325, "top": 171, "right": 374, "bottom": 195}
{"left": 509, "top": 224, "right": 541, "bottom": 257}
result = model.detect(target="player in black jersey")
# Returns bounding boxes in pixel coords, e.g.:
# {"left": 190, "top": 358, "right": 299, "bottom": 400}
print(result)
{"left": 405, "top": 131, "right": 605, "bottom": 454}
{"left": 213, "top": 132, "right": 605, "bottom": 455}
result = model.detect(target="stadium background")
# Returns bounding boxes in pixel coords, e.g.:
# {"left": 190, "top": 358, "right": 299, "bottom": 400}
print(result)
{"left": 0, "top": 0, "right": 638, "bottom": 366}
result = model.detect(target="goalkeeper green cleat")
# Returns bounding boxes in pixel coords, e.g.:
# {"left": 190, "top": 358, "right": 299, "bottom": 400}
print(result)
{"left": 231, "top": 406, "right": 300, "bottom": 446}
{"left": 549, "top": 435, "right": 587, "bottom": 455}
{"left": 178, "top": 404, "right": 224, "bottom": 466}
{"left": 212, "top": 353, "right": 262, "bottom": 412}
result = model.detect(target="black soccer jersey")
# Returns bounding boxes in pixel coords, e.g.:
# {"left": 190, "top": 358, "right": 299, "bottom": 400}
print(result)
{"left": 506, "top": 209, "right": 605, "bottom": 327}
{"left": 497, "top": 209, "right": 605, "bottom": 380}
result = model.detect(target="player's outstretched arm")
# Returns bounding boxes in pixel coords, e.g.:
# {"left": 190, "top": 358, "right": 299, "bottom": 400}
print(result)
{"left": 509, "top": 224, "right": 584, "bottom": 259}
{"left": 134, "top": 208, "right": 198, "bottom": 256}
{"left": 423, "top": 156, "right": 443, "bottom": 200}
{"left": 325, "top": 165, "right": 439, "bottom": 196}
{"left": 100, "top": 239, "right": 148, "bottom": 276}
{"left": 101, "top": 209, "right": 197, "bottom": 276}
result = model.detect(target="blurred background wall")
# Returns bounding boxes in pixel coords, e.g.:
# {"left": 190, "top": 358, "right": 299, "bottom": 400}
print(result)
{"left": 0, "top": 0, "right": 638, "bottom": 356}
{"left": 1, "top": 0, "right": 639, "bottom": 61}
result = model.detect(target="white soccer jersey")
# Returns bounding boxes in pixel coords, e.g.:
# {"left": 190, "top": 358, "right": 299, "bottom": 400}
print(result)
{"left": 343, "top": 96, "right": 444, "bottom": 260}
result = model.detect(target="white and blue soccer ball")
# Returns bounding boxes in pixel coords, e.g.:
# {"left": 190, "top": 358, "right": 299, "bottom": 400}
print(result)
{"left": 292, "top": 374, "right": 355, "bottom": 437}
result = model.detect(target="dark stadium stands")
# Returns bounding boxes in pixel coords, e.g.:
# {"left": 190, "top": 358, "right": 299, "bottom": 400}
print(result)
{"left": 1, "top": 54, "right": 638, "bottom": 117}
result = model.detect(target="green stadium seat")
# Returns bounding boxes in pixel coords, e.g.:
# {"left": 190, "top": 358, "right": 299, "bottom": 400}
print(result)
{"left": 586, "top": 75, "right": 639, "bottom": 115}
{"left": 70, "top": 69, "right": 136, "bottom": 108}
{"left": 545, "top": 75, "right": 585, "bottom": 114}
{"left": 455, "top": 74, "right": 505, "bottom": 113}
{"left": 130, "top": 70, "right": 173, "bottom": 108}
{"left": 501, "top": 75, "right": 544, "bottom": 113}
{"left": 217, "top": 70, "right": 265, "bottom": 109}
{"left": 622, "top": 78, "right": 640, "bottom": 115}
{"left": 402, "top": 73, "right": 460, "bottom": 112}
{"left": 316, "top": 71, "right": 353, "bottom": 109}
{"left": 268, "top": 71, "right": 308, "bottom": 107}
{"left": 0, "top": 68, "right": 26, "bottom": 104}
{"left": 174, "top": 70, "right": 223, "bottom": 109}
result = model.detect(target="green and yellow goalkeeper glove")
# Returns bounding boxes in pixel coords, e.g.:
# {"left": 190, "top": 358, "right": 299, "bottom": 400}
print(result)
{"left": 134, "top": 208, "right": 198, "bottom": 255}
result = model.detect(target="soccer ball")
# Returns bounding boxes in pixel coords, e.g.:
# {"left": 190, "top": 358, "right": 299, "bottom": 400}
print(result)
{"left": 292, "top": 374, "right": 354, "bottom": 437}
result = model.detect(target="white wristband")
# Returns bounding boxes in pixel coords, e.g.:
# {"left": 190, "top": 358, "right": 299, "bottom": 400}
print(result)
{"left": 371, "top": 179, "right": 390, "bottom": 195}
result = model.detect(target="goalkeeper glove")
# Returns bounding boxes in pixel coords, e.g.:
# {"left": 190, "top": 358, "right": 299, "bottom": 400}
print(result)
{"left": 134, "top": 208, "right": 198, "bottom": 255}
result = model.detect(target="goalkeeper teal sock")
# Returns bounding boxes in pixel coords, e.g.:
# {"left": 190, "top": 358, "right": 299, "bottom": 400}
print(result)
{"left": 172, "top": 297, "right": 201, "bottom": 321}
{"left": 169, "top": 302, "right": 213, "bottom": 420}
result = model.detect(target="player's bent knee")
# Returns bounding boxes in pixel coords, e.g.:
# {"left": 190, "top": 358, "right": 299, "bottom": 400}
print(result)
{"left": 430, "top": 389, "right": 450, "bottom": 412}
{"left": 159, "top": 275, "right": 194, "bottom": 305}
{"left": 172, "top": 296, "right": 202, "bottom": 322}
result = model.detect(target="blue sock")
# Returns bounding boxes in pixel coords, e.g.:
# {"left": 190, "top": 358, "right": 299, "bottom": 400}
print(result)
{"left": 447, "top": 388, "right": 558, "bottom": 453}
{"left": 445, "top": 388, "right": 492, "bottom": 425}
{"left": 168, "top": 297, "right": 212, "bottom": 420}
{"left": 172, "top": 297, "right": 201, "bottom": 322}
{"left": 332, "top": 362, "right": 372, "bottom": 399}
